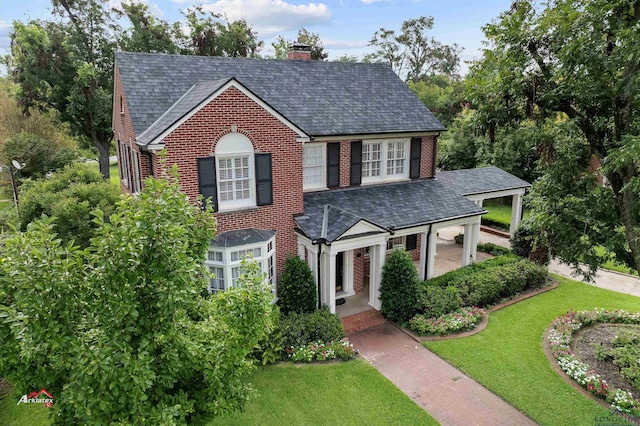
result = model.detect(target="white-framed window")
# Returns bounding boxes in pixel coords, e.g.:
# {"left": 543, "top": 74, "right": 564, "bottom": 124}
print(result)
{"left": 131, "top": 151, "right": 142, "bottom": 194}
{"left": 215, "top": 133, "right": 255, "bottom": 211}
{"left": 119, "top": 141, "right": 131, "bottom": 189}
{"left": 362, "top": 142, "right": 382, "bottom": 178}
{"left": 204, "top": 234, "right": 276, "bottom": 295}
{"left": 209, "top": 266, "right": 225, "bottom": 293}
{"left": 362, "top": 139, "right": 409, "bottom": 183}
{"left": 386, "top": 236, "right": 406, "bottom": 251}
{"left": 303, "top": 144, "right": 325, "bottom": 190}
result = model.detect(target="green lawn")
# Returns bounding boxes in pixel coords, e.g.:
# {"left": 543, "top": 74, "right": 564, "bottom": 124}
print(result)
{"left": 594, "top": 245, "right": 638, "bottom": 276}
{"left": 482, "top": 199, "right": 514, "bottom": 227}
{"left": 85, "top": 160, "right": 120, "bottom": 187}
{"left": 0, "top": 390, "right": 51, "bottom": 426}
{"left": 0, "top": 360, "right": 437, "bottom": 426}
{"left": 205, "top": 360, "right": 438, "bottom": 425}
{"left": 424, "top": 275, "right": 640, "bottom": 426}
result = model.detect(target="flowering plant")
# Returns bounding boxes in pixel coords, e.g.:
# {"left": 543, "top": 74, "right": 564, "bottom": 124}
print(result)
{"left": 287, "top": 338, "right": 356, "bottom": 363}
{"left": 547, "top": 309, "right": 640, "bottom": 415}
{"left": 407, "top": 307, "right": 485, "bottom": 336}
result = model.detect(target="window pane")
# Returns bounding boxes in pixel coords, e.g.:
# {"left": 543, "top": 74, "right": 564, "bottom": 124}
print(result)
{"left": 362, "top": 143, "right": 381, "bottom": 178}
{"left": 218, "top": 155, "right": 251, "bottom": 204}
{"left": 303, "top": 145, "right": 324, "bottom": 187}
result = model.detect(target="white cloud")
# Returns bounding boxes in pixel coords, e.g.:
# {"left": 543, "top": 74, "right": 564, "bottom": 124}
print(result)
{"left": 0, "top": 21, "right": 11, "bottom": 50}
{"left": 200, "top": 0, "right": 331, "bottom": 37}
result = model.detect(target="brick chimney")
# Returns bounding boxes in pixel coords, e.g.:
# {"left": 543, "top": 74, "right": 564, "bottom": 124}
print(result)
{"left": 287, "top": 42, "right": 312, "bottom": 60}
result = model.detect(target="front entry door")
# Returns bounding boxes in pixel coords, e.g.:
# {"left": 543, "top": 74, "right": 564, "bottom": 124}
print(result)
{"left": 335, "top": 252, "right": 344, "bottom": 292}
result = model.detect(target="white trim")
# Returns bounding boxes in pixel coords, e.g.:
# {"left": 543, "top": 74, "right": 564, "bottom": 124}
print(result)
{"left": 309, "top": 131, "right": 440, "bottom": 142}
{"left": 141, "top": 79, "right": 308, "bottom": 147}
{"left": 302, "top": 143, "right": 326, "bottom": 191}
{"left": 336, "top": 220, "right": 385, "bottom": 240}
{"left": 361, "top": 138, "right": 410, "bottom": 184}
{"left": 464, "top": 187, "right": 527, "bottom": 202}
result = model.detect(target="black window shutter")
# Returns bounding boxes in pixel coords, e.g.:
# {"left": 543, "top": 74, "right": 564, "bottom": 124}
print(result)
{"left": 410, "top": 137, "right": 422, "bottom": 179}
{"left": 405, "top": 234, "right": 418, "bottom": 250}
{"left": 197, "top": 157, "right": 217, "bottom": 211}
{"left": 327, "top": 143, "right": 340, "bottom": 188}
{"left": 350, "top": 140, "right": 362, "bottom": 186}
{"left": 255, "top": 153, "right": 273, "bottom": 206}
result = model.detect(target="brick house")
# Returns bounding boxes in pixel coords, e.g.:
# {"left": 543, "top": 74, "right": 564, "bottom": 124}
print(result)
{"left": 113, "top": 46, "right": 529, "bottom": 314}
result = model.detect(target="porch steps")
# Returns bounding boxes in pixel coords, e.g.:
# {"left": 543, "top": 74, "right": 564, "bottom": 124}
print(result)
{"left": 342, "top": 309, "right": 386, "bottom": 334}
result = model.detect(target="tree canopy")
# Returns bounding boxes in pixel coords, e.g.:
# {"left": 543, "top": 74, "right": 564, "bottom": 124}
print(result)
{"left": 369, "top": 16, "right": 461, "bottom": 81}
{"left": 4, "top": 1, "right": 264, "bottom": 180}
{"left": 0, "top": 168, "right": 275, "bottom": 424}
{"left": 468, "top": 0, "right": 640, "bottom": 276}
{"left": 272, "top": 28, "right": 328, "bottom": 60}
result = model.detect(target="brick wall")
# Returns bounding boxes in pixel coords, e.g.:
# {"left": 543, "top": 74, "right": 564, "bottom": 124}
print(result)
{"left": 158, "top": 86, "right": 304, "bottom": 277}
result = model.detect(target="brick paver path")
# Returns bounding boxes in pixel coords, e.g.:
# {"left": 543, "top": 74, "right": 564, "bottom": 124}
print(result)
{"left": 348, "top": 321, "right": 537, "bottom": 426}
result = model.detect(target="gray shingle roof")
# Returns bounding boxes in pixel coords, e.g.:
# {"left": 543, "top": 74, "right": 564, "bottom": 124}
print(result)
{"left": 115, "top": 51, "right": 446, "bottom": 142}
{"left": 436, "top": 167, "right": 531, "bottom": 196}
{"left": 211, "top": 228, "right": 276, "bottom": 248}
{"left": 295, "top": 179, "right": 485, "bottom": 243}
{"left": 137, "top": 78, "right": 231, "bottom": 145}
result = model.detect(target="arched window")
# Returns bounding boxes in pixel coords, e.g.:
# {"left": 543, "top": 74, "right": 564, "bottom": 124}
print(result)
{"left": 214, "top": 133, "right": 255, "bottom": 210}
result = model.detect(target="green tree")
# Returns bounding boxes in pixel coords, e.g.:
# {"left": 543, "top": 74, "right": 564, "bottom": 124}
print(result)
{"left": 271, "top": 28, "right": 328, "bottom": 60}
{"left": 17, "top": 162, "right": 120, "bottom": 247}
{"left": 379, "top": 249, "right": 420, "bottom": 323}
{"left": 369, "top": 16, "right": 461, "bottom": 81}
{"left": 277, "top": 255, "right": 317, "bottom": 314}
{"left": 183, "top": 6, "right": 263, "bottom": 57}
{"left": 468, "top": 0, "right": 640, "bottom": 275}
{"left": 115, "top": 2, "right": 187, "bottom": 54}
{"left": 0, "top": 169, "right": 275, "bottom": 424}
{"left": 7, "top": 1, "right": 117, "bottom": 179}
{"left": 408, "top": 74, "right": 465, "bottom": 127}
{"left": 1, "top": 131, "right": 77, "bottom": 179}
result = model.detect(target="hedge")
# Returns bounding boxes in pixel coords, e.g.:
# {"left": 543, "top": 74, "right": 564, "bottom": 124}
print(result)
{"left": 418, "top": 256, "right": 548, "bottom": 318}
{"left": 280, "top": 308, "right": 345, "bottom": 350}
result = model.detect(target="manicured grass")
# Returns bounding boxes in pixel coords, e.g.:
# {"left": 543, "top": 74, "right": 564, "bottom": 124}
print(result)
{"left": 0, "top": 360, "right": 437, "bottom": 426}
{"left": 0, "top": 390, "right": 51, "bottom": 426}
{"left": 594, "top": 245, "right": 638, "bottom": 276}
{"left": 205, "top": 360, "right": 438, "bottom": 426}
{"left": 86, "top": 161, "right": 120, "bottom": 187}
{"left": 424, "top": 276, "right": 640, "bottom": 426}
{"left": 482, "top": 199, "right": 514, "bottom": 227}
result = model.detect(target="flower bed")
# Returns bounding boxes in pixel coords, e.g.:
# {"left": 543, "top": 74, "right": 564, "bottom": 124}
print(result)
{"left": 408, "top": 307, "right": 485, "bottom": 336}
{"left": 285, "top": 338, "right": 357, "bottom": 363}
{"left": 547, "top": 309, "right": 640, "bottom": 415}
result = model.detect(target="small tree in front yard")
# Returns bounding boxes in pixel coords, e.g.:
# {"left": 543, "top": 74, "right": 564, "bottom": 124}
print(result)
{"left": 278, "top": 255, "right": 317, "bottom": 315}
{"left": 379, "top": 249, "right": 420, "bottom": 323}
{"left": 0, "top": 168, "right": 275, "bottom": 424}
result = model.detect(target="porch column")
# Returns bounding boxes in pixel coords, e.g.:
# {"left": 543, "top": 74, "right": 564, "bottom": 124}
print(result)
{"left": 419, "top": 231, "right": 428, "bottom": 281}
{"left": 319, "top": 249, "right": 337, "bottom": 314}
{"left": 462, "top": 223, "right": 474, "bottom": 266}
{"left": 368, "top": 242, "right": 386, "bottom": 310}
{"left": 475, "top": 198, "right": 484, "bottom": 207}
{"left": 510, "top": 193, "right": 524, "bottom": 237}
{"left": 426, "top": 230, "right": 438, "bottom": 280}
{"left": 470, "top": 221, "right": 479, "bottom": 263}
{"left": 298, "top": 242, "right": 306, "bottom": 260}
{"left": 343, "top": 249, "right": 354, "bottom": 294}
{"left": 307, "top": 245, "right": 318, "bottom": 288}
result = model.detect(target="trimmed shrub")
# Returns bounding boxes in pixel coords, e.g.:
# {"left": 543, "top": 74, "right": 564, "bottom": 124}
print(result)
{"left": 419, "top": 285, "right": 463, "bottom": 318}
{"left": 280, "top": 308, "right": 344, "bottom": 350}
{"left": 418, "top": 257, "right": 548, "bottom": 317}
{"left": 379, "top": 249, "right": 421, "bottom": 323}
{"left": 277, "top": 255, "right": 317, "bottom": 315}
{"left": 478, "top": 242, "right": 512, "bottom": 256}
{"left": 481, "top": 217, "right": 509, "bottom": 232}
{"left": 511, "top": 218, "right": 535, "bottom": 259}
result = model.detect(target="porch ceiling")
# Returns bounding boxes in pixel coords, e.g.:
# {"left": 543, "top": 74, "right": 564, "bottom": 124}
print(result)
{"left": 295, "top": 178, "right": 484, "bottom": 243}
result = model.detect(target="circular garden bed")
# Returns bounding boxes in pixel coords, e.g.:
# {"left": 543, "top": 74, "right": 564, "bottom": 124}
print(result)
{"left": 546, "top": 309, "right": 640, "bottom": 417}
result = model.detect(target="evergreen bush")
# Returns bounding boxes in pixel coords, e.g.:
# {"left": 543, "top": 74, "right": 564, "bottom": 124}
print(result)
{"left": 379, "top": 249, "right": 421, "bottom": 323}
{"left": 277, "top": 255, "right": 317, "bottom": 315}
{"left": 280, "top": 308, "right": 344, "bottom": 349}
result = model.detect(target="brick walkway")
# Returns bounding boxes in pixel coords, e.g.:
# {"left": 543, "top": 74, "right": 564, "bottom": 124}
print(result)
{"left": 348, "top": 321, "right": 536, "bottom": 426}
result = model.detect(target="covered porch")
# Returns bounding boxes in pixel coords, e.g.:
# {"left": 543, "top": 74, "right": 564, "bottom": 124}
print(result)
{"left": 294, "top": 166, "right": 530, "bottom": 316}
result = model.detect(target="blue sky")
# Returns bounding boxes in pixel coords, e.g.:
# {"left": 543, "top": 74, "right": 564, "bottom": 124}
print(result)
{"left": 1, "top": 0, "right": 512, "bottom": 75}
